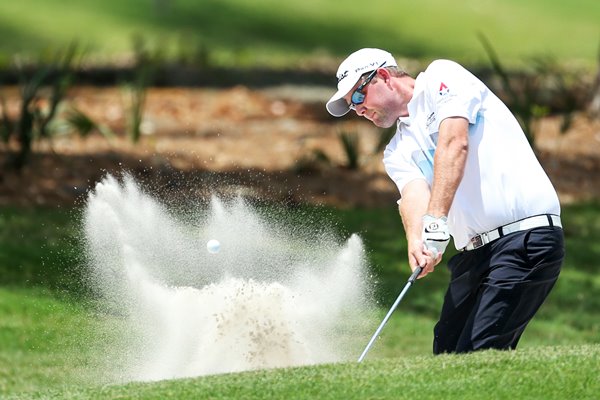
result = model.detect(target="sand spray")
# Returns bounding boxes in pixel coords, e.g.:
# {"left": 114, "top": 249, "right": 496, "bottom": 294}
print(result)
{"left": 83, "top": 174, "right": 376, "bottom": 382}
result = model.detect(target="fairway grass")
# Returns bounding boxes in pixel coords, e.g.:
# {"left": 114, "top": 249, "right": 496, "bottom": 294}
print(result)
{"left": 18, "top": 344, "right": 600, "bottom": 400}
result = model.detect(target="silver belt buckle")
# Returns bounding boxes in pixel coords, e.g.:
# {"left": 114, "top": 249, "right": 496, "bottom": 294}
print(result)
{"left": 471, "top": 235, "right": 484, "bottom": 249}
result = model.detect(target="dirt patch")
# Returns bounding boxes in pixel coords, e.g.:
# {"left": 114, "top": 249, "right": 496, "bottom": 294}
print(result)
{"left": 1, "top": 86, "right": 599, "bottom": 208}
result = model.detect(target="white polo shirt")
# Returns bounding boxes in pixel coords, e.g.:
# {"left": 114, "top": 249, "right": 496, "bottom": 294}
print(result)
{"left": 383, "top": 59, "right": 560, "bottom": 249}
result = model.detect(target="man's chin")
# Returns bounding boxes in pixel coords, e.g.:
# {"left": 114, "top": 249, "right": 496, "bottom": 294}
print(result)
{"left": 373, "top": 119, "right": 396, "bottom": 129}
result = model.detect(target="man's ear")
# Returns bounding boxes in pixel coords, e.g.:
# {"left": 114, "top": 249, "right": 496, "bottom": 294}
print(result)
{"left": 377, "top": 68, "right": 393, "bottom": 86}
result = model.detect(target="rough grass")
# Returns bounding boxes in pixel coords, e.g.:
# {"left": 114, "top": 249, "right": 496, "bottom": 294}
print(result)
{"left": 0, "top": 0, "right": 598, "bottom": 67}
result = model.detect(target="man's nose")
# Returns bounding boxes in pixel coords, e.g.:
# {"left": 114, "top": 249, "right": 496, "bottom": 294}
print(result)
{"left": 354, "top": 104, "right": 367, "bottom": 116}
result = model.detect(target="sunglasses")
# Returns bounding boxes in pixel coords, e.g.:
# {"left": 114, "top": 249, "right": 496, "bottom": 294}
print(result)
{"left": 349, "top": 61, "right": 387, "bottom": 109}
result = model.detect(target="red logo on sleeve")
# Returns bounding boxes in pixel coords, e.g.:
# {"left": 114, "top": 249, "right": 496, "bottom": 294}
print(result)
{"left": 439, "top": 82, "right": 449, "bottom": 95}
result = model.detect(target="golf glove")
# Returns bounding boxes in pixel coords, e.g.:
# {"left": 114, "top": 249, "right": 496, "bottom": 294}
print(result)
{"left": 422, "top": 214, "right": 450, "bottom": 257}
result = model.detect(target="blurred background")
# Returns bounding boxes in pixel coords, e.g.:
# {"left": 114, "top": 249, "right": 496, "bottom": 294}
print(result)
{"left": 1, "top": 0, "right": 599, "bottom": 67}
{"left": 1, "top": 0, "right": 599, "bottom": 207}
{"left": 0, "top": 1, "right": 599, "bottom": 397}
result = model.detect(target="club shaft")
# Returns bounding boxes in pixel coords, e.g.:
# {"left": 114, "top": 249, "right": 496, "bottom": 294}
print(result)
{"left": 357, "top": 266, "right": 423, "bottom": 363}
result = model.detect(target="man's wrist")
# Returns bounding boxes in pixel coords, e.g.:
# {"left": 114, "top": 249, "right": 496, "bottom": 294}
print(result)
{"left": 424, "top": 214, "right": 447, "bottom": 222}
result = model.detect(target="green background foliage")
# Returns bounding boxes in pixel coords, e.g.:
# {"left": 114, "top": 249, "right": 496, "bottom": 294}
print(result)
{"left": 0, "top": 0, "right": 598, "bottom": 67}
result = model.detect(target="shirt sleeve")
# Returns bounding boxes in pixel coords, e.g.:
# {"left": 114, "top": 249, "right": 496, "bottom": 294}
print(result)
{"left": 383, "top": 132, "right": 427, "bottom": 197}
{"left": 424, "top": 60, "right": 483, "bottom": 129}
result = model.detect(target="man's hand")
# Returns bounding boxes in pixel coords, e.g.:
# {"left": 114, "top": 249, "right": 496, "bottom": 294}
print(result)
{"left": 422, "top": 214, "right": 450, "bottom": 258}
{"left": 408, "top": 239, "right": 436, "bottom": 279}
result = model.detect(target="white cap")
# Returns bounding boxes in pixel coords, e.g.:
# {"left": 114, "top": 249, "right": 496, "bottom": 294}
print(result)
{"left": 326, "top": 48, "right": 398, "bottom": 117}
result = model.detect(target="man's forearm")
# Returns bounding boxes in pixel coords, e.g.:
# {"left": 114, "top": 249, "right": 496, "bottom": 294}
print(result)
{"left": 427, "top": 117, "right": 469, "bottom": 217}
{"left": 400, "top": 179, "right": 431, "bottom": 242}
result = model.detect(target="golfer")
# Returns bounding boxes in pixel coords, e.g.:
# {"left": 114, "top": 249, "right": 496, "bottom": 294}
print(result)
{"left": 326, "top": 48, "right": 564, "bottom": 354}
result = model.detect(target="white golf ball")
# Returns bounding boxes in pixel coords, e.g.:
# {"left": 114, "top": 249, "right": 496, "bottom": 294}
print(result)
{"left": 206, "top": 239, "right": 221, "bottom": 254}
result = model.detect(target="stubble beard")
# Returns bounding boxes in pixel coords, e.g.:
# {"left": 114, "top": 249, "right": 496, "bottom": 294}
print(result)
{"left": 372, "top": 109, "right": 400, "bottom": 128}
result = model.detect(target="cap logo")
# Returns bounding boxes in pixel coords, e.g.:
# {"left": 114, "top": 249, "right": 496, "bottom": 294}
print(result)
{"left": 354, "top": 61, "right": 379, "bottom": 74}
{"left": 337, "top": 70, "right": 348, "bottom": 82}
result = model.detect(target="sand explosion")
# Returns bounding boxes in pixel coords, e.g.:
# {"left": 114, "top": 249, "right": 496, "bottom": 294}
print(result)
{"left": 83, "top": 174, "right": 376, "bottom": 381}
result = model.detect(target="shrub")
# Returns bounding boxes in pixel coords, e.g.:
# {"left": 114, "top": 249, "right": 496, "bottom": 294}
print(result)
{"left": 339, "top": 130, "right": 360, "bottom": 170}
{"left": 0, "top": 44, "right": 81, "bottom": 170}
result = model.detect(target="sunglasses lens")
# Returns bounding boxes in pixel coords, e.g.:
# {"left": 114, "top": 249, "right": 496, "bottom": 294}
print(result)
{"left": 351, "top": 91, "right": 365, "bottom": 106}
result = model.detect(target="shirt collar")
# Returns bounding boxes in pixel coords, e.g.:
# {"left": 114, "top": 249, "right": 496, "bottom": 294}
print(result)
{"left": 398, "top": 72, "right": 425, "bottom": 127}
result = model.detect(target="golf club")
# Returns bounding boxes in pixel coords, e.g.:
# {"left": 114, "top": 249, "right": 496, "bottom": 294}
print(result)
{"left": 357, "top": 265, "right": 423, "bottom": 363}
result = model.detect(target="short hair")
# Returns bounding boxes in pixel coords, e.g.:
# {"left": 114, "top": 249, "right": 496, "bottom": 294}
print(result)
{"left": 384, "top": 66, "right": 408, "bottom": 77}
{"left": 360, "top": 65, "right": 408, "bottom": 81}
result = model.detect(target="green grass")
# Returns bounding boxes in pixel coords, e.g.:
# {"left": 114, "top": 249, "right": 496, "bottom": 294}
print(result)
{"left": 0, "top": 202, "right": 599, "bottom": 398}
{"left": 0, "top": 207, "right": 84, "bottom": 293}
{"left": 0, "top": 288, "right": 102, "bottom": 395}
{"left": 42, "top": 345, "right": 600, "bottom": 399}
{"left": 0, "top": 0, "right": 598, "bottom": 68}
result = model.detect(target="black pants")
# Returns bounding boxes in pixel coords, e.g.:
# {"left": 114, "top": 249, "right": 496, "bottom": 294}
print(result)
{"left": 433, "top": 226, "right": 564, "bottom": 354}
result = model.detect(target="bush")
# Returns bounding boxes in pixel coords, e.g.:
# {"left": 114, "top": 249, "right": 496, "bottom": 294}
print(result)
{"left": 0, "top": 44, "right": 81, "bottom": 170}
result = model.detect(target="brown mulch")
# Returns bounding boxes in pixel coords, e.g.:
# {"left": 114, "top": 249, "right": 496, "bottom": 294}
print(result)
{"left": 1, "top": 86, "right": 599, "bottom": 208}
